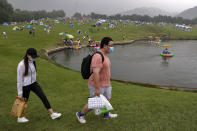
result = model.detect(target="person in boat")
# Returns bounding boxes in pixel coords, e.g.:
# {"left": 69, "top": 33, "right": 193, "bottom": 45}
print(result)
{"left": 162, "top": 48, "right": 170, "bottom": 54}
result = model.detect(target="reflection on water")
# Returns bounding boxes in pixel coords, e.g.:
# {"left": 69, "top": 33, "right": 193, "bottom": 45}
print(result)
{"left": 161, "top": 57, "right": 170, "bottom": 66}
{"left": 49, "top": 40, "right": 197, "bottom": 88}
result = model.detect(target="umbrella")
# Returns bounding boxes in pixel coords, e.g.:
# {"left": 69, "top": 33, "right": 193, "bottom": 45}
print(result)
{"left": 65, "top": 34, "right": 74, "bottom": 39}
{"left": 59, "top": 32, "right": 67, "bottom": 36}
{"left": 59, "top": 32, "right": 74, "bottom": 39}
{"left": 59, "top": 32, "right": 64, "bottom": 36}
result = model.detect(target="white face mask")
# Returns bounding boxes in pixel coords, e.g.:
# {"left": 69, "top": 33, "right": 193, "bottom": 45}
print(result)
{"left": 29, "top": 58, "right": 34, "bottom": 62}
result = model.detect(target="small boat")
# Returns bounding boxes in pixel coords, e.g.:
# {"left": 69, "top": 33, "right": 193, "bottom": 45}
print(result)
{"left": 90, "top": 44, "right": 96, "bottom": 47}
{"left": 160, "top": 44, "right": 174, "bottom": 57}
{"left": 94, "top": 46, "right": 100, "bottom": 50}
{"left": 73, "top": 46, "right": 81, "bottom": 50}
{"left": 160, "top": 53, "right": 174, "bottom": 57}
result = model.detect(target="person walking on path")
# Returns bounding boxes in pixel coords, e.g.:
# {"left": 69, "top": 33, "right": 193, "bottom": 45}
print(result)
{"left": 3, "top": 31, "right": 7, "bottom": 38}
{"left": 76, "top": 37, "right": 117, "bottom": 124}
{"left": 16, "top": 48, "right": 61, "bottom": 123}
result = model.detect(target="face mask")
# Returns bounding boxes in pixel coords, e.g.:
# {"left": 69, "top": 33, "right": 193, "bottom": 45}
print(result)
{"left": 29, "top": 58, "right": 35, "bottom": 62}
{"left": 109, "top": 47, "right": 114, "bottom": 53}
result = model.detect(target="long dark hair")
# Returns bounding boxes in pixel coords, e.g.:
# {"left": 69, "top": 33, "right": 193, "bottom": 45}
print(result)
{"left": 23, "top": 54, "right": 37, "bottom": 76}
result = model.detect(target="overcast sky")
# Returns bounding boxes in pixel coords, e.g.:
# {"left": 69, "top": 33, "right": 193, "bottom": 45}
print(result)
{"left": 7, "top": 0, "right": 197, "bottom": 16}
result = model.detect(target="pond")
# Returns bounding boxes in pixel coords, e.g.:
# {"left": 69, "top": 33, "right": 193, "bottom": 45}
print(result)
{"left": 49, "top": 40, "right": 197, "bottom": 89}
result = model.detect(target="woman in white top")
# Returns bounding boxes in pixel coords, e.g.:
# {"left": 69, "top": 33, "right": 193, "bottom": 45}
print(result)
{"left": 17, "top": 48, "right": 61, "bottom": 123}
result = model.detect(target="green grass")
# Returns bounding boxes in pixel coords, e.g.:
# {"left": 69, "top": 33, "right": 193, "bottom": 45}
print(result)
{"left": 0, "top": 20, "right": 197, "bottom": 130}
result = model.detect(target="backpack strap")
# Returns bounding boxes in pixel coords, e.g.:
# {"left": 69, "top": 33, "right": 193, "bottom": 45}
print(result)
{"left": 94, "top": 51, "right": 104, "bottom": 62}
{"left": 89, "top": 51, "right": 104, "bottom": 77}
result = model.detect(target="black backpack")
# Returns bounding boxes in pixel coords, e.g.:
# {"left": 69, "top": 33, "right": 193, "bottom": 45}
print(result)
{"left": 81, "top": 51, "right": 104, "bottom": 79}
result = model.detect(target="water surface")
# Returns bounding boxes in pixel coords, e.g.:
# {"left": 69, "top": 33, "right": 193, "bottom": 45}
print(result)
{"left": 49, "top": 40, "right": 197, "bottom": 88}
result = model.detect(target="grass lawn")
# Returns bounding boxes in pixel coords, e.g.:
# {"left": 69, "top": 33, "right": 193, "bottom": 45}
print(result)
{"left": 0, "top": 20, "right": 197, "bottom": 130}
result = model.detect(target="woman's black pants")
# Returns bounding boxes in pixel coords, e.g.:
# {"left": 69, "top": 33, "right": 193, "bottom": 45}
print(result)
{"left": 22, "top": 82, "right": 51, "bottom": 109}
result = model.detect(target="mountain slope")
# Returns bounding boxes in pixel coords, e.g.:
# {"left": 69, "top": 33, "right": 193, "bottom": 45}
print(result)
{"left": 121, "top": 7, "right": 173, "bottom": 17}
{"left": 178, "top": 6, "right": 197, "bottom": 19}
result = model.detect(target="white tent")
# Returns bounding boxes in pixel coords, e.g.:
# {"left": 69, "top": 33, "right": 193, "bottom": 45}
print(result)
{"left": 13, "top": 26, "right": 19, "bottom": 30}
{"left": 40, "top": 22, "right": 44, "bottom": 25}
{"left": 55, "top": 20, "right": 59, "bottom": 24}
{"left": 30, "top": 20, "right": 37, "bottom": 24}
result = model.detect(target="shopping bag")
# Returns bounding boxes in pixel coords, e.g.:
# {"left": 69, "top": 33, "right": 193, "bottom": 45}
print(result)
{"left": 88, "top": 96, "right": 105, "bottom": 109}
{"left": 100, "top": 95, "right": 113, "bottom": 111}
{"left": 88, "top": 95, "right": 113, "bottom": 112}
{"left": 11, "top": 97, "right": 27, "bottom": 117}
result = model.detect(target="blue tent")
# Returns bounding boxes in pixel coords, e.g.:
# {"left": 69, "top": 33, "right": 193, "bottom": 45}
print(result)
{"left": 26, "top": 25, "right": 32, "bottom": 29}
{"left": 70, "top": 24, "right": 74, "bottom": 28}
{"left": 2, "top": 22, "right": 8, "bottom": 26}
{"left": 44, "top": 25, "right": 49, "bottom": 28}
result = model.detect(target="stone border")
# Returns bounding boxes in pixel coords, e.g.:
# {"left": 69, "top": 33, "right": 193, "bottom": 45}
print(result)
{"left": 45, "top": 37, "right": 197, "bottom": 55}
{"left": 46, "top": 45, "right": 87, "bottom": 56}
{"left": 45, "top": 38, "right": 148, "bottom": 55}
{"left": 112, "top": 78, "right": 197, "bottom": 91}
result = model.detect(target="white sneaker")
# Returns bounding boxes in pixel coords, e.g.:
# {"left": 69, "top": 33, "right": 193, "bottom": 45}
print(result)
{"left": 94, "top": 109, "right": 101, "bottom": 115}
{"left": 104, "top": 112, "right": 118, "bottom": 119}
{"left": 51, "top": 112, "right": 62, "bottom": 119}
{"left": 76, "top": 112, "right": 86, "bottom": 124}
{"left": 109, "top": 112, "right": 118, "bottom": 118}
{"left": 17, "top": 117, "right": 29, "bottom": 123}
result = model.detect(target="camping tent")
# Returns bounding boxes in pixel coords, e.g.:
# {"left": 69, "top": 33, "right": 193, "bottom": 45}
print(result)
{"left": 70, "top": 24, "right": 74, "bottom": 28}
{"left": 30, "top": 20, "right": 37, "bottom": 24}
{"left": 40, "top": 22, "right": 44, "bottom": 25}
{"left": 54, "top": 20, "right": 59, "bottom": 24}
{"left": 11, "top": 22, "right": 17, "bottom": 25}
{"left": 44, "top": 25, "right": 49, "bottom": 28}
{"left": 26, "top": 25, "right": 32, "bottom": 29}
{"left": 13, "top": 26, "right": 19, "bottom": 31}
{"left": 2, "top": 22, "right": 8, "bottom": 26}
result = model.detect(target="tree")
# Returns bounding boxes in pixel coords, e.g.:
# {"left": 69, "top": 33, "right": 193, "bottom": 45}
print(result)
{"left": 90, "top": 12, "right": 107, "bottom": 19}
{"left": 73, "top": 12, "right": 82, "bottom": 19}
{"left": 11, "top": 9, "right": 66, "bottom": 22}
{"left": 0, "top": 0, "right": 13, "bottom": 23}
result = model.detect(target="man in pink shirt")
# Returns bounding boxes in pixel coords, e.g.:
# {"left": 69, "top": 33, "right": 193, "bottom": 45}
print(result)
{"left": 76, "top": 37, "right": 117, "bottom": 124}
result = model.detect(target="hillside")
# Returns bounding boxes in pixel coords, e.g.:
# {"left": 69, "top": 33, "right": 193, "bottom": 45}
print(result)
{"left": 121, "top": 7, "right": 173, "bottom": 17}
{"left": 178, "top": 6, "right": 197, "bottom": 19}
